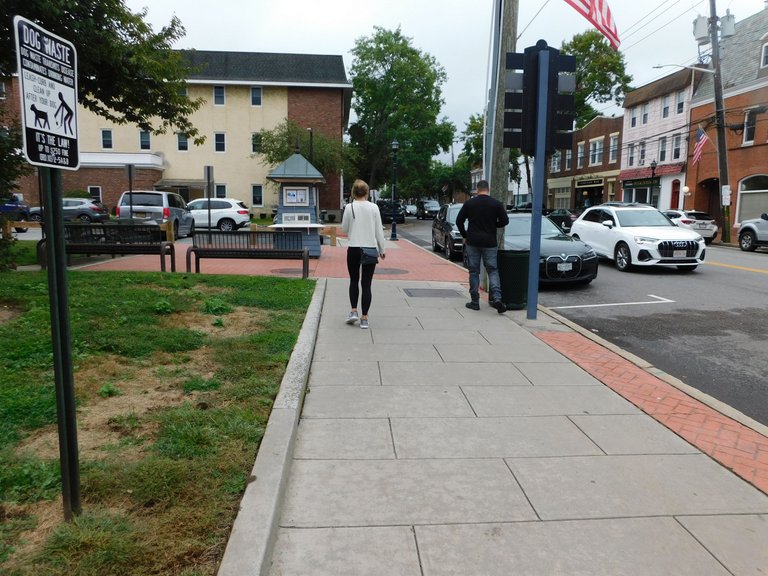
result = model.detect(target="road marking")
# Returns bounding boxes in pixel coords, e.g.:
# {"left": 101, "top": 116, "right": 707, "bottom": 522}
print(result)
{"left": 706, "top": 261, "right": 768, "bottom": 275}
{"left": 549, "top": 294, "right": 675, "bottom": 310}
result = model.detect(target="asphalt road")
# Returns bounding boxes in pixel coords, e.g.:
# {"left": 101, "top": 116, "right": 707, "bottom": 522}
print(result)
{"left": 399, "top": 218, "right": 768, "bottom": 427}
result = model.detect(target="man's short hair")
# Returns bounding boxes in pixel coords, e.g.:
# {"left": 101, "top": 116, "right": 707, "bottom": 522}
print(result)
{"left": 476, "top": 180, "right": 489, "bottom": 191}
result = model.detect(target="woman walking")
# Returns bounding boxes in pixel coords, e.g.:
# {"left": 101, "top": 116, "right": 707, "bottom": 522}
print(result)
{"left": 341, "top": 179, "right": 386, "bottom": 329}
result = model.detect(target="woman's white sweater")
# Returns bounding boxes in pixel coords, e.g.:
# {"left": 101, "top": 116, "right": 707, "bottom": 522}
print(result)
{"left": 341, "top": 200, "right": 386, "bottom": 255}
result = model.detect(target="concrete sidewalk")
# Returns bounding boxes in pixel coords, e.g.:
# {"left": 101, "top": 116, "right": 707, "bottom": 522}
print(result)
{"left": 220, "top": 272, "right": 768, "bottom": 575}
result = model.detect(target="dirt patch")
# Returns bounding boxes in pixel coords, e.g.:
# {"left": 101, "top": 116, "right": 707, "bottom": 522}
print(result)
{"left": 0, "top": 303, "right": 23, "bottom": 324}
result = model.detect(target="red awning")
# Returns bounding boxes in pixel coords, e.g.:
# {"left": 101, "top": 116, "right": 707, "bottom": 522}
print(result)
{"left": 619, "top": 163, "right": 685, "bottom": 181}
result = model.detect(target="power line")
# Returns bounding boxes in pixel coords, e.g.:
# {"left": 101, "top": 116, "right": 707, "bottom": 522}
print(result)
{"left": 621, "top": 1, "right": 706, "bottom": 52}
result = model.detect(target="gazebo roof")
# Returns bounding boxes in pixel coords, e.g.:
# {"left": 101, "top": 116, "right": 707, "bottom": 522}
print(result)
{"left": 267, "top": 153, "right": 325, "bottom": 183}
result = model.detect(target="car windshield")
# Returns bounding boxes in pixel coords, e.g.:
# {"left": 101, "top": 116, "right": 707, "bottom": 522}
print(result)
{"left": 121, "top": 193, "right": 163, "bottom": 207}
{"left": 615, "top": 209, "right": 673, "bottom": 227}
{"left": 504, "top": 215, "right": 562, "bottom": 237}
{"left": 446, "top": 205, "right": 462, "bottom": 224}
{"left": 424, "top": 201, "right": 439, "bottom": 209}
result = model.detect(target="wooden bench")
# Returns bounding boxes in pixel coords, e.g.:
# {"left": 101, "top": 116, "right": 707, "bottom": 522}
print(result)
{"left": 186, "top": 230, "right": 309, "bottom": 277}
{"left": 39, "top": 222, "right": 176, "bottom": 272}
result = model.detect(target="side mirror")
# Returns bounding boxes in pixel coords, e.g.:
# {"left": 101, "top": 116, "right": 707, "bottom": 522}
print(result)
{"left": 761, "top": 213, "right": 768, "bottom": 220}
{"left": 602, "top": 220, "right": 615, "bottom": 229}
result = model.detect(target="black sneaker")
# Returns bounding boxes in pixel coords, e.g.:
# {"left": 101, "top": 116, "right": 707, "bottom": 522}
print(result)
{"left": 465, "top": 301, "right": 480, "bottom": 311}
{"left": 492, "top": 300, "right": 506, "bottom": 314}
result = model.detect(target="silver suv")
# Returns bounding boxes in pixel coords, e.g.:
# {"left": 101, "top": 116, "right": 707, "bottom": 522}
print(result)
{"left": 116, "top": 190, "right": 195, "bottom": 238}
{"left": 738, "top": 213, "right": 768, "bottom": 251}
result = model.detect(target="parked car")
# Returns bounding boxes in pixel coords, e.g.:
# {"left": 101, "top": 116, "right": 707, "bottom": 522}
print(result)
{"left": 404, "top": 204, "right": 417, "bottom": 217}
{"left": 376, "top": 200, "right": 405, "bottom": 224}
{"left": 500, "top": 213, "right": 599, "bottom": 285}
{"left": 737, "top": 212, "right": 768, "bottom": 251}
{"left": 187, "top": 198, "right": 250, "bottom": 231}
{"left": 569, "top": 204, "right": 706, "bottom": 272}
{"left": 29, "top": 198, "right": 110, "bottom": 223}
{"left": 116, "top": 190, "right": 195, "bottom": 238}
{"left": 432, "top": 203, "right": 464, "bottom": 260}
{"left": 547, "top": 208, "right": 579, "bottom": 231}
{"left": 0, "top": 194, "right": 30, "bottom": 232}
{"left": 663, "top": 209, "right": 718, "bottom": 245}
{"left": 416, "top": 199, "right": 440, "bottom": 220}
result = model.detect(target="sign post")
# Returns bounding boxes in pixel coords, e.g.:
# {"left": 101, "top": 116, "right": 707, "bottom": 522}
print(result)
{"left": 14, "top": 15, "right": 81, "bottom": 520}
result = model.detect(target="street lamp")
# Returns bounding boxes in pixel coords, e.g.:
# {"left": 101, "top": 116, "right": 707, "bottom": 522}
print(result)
{"left": 390, "top": 140, "right": 399, "bottom": 241}
{"left": 650, "top": 159, "right": 657, "bottom": 206}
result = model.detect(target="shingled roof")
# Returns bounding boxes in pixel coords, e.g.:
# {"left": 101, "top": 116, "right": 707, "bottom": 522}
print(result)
{"left": 624, "top": 68, "right": 704, "bottom": 107}
{"left": 179, "top": 50, "right": 351, "bottom": 86}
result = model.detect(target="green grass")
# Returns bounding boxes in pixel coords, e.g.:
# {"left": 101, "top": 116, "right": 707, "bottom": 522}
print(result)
{"left": 0, "top": 270, "right": 313, "bottom": 575}
{"left": 9, "top": 241, "right": 38, "bottom": 267}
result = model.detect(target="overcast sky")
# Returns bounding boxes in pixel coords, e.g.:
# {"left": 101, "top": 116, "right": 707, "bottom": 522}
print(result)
{"left": 125, "top": 0, "right": 766, "bottom": 149}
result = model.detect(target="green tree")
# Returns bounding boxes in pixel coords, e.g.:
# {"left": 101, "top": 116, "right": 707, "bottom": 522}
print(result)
{"left": 0, "top": 113, "right": 31, "bottom": 199}
{"left": 253, "top": 120, "right": 354, "bottom": 177}
{"left": 560, "top": 30, "right": 632, "bottom": 127}
{"left": 460, "top": 113, "right": 484, "bottom": 168}
{"left": 348, "top": 27, "right": 455, "bottom": 195}
{"left": 1, "top": 0, "right": 203, "bottom": 143}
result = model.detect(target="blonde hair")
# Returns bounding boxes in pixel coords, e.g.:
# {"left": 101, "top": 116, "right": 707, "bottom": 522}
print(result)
{"left": 351, "top": 179, "right": 369, "bottom": 199}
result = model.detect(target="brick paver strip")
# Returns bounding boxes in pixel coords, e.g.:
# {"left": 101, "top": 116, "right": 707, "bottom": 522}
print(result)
{"left": 537, "top": 331, "right": 768, "bottom": 495}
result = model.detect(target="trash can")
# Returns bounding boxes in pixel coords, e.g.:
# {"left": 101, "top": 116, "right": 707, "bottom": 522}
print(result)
{"left": 497, "top": 249, "right": 529, "bottom": 310}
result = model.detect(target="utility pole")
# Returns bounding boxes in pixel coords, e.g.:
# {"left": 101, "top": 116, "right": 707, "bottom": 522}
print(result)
{"left": 709, "top": 0, "right": 731, "bottom": 243}
{"left": 489, "top": 0, "right": 518, "bottom": 205}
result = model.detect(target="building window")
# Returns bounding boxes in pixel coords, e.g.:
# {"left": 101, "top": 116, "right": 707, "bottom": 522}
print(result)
{"left": 177, "top": 133, "right": 188, "bottom": 151}
{"left": 659, "top": 137, "right": 667, "bottom": 161}
{"left": 639, "top": 141, "right": 646, "bottom": 165}
{"left": 642, "top": 103, "right": 649, "bottom": 125}
{"left": 87, "top": 186, "right": 102, "bottom": 202}
{"left": 252, "top": 185, "right": 263, "bottom": 207}
{"left": 214, "top": 132, "right": 226, "bottom": 152}
{"left": 743, "top": 110, "right": 757, "bottom": 144}
{"left": 662, "top": 95, "right": 670, "bottom": 118}
{"left": 609, "top": 135, "right": 619, "bottom": 163}
{"left": 213, "top": 85, "right": 225, "bottom": 105}
{"left": 215, "top": 184, "right": 226, "bottom": 198}
{"left": 565, "top": 149, "right": 572, "bottom": 170}
{"left": 576, "top": 143, "right": 584, "bottom": 168}
{"left": 676, "top": 90, "right": 685, "bottom": 114}
{"left": 589, "top": 138, "right": 604, "bottom": 165}
{"left": 139, "top": 130, "right": 150, "bottom": 150}
{"left": 0, "top": 81, "right": 6, "bottom": 99}
{"left": 101, "top": 129, "right": 113, "bottom": 149}
{"left": 672, "top": 134, "right": 681, "bottom": 159}
{"left": 251, "top": 86, "right": 262, "bottom": 106}
{"left": 252, "top": 133, "right": 263, "bottom": 154}
{"left": 762, "top": 44, "right": 768, "bottom": 68}
{"left": 177, "top": 85, "right": 188, "bottom": 97}
{"left": 630, "top": 108, "right": 637, "bottom": 128}
{"left": 550, "top": 151, "right": 561, "bottom": 172}
{"left": 628, "top": 143, "right": 635, "bottom": 167}
{"left": 737, "top": 175, "right": 768, "bottom": 223}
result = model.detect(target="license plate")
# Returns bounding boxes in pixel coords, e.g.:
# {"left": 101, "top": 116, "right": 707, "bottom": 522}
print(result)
{"left": 697, "top": 223, "right": 708, "bottom": 228}
{"left": 134, "top": 212, "right": 147, "bottom": 218}
{"left": 673, "top": 250, "right": 686, "bottom": 258}
{"left": 557, "top": 262, "right": 573, "bottom": 271}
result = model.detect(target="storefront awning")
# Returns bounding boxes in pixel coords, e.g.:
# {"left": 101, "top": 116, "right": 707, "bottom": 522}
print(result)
{"left": 619, "top": 163, "right": 684, "bottom": 181}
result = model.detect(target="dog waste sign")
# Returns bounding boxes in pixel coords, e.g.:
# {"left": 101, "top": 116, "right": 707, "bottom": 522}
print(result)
{"left": 14, "top": 16, "right": 79, "bottom": 170}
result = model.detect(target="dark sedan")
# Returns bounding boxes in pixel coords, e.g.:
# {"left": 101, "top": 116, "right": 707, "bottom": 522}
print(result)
{"left": 547, "top": 208, "right": 579, "bottom": 231}
{"left": 431, "top": 203, "right": 463, "bottom": 260}
{"left": 501, "top": 213, "right": 598, "bottom": 285}
{"left": 376, "top": 201, "right": 405, "bottom": 224}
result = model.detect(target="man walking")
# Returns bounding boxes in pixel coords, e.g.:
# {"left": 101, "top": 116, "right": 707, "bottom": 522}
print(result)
{"left": 456, "top": 180, "right": 509, "bottom": 313}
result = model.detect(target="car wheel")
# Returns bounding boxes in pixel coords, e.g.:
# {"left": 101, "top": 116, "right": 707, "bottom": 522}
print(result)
{"left": 187, "top": 221, "right": 195, "bottom": 238}
{"left": 704, "top": 237, "right": 713, "bottom": 245}
{"left": 29, "top": 213, "right": 43, "bottom": 223}
{"left": 677, "top": 265, "right": 697, "bottom": 272}
{"left": 432, "top": 234, "right": 440, "bottom": 252}
{"left": 739, "top": 231, "right": 757, "bottom": 252}
{"left": 78, "top": 214, "right": 92, "bottom": 223}
{"left": 444, "top": 236, "right": 453, "bottom": 260}
{"left": 218, "top": 218, "right": 236, "bottom": 232}
{"left": 614, "top": 243, "right": 633, "bottom": 272}
{"left": 14, "top": 216, "right": 29, "bottom": 233}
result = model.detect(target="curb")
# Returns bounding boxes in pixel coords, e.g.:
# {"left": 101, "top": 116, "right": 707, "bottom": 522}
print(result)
{"left": 537, "top": 304, "right": 768, "bottom": 439}
{"left": 217, "top": 278, "right": 326, "bottom": 576}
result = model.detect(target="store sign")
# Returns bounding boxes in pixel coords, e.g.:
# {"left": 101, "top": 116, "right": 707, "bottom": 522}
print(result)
{"left": 575, "top": 178, "right": 604, "bottom": 187}
{"left": 624, "top": 177, "right": 659, "bottom": 188}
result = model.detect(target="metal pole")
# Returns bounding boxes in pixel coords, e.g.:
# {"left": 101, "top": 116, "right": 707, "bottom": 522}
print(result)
{"left": 526, "top": 48, "right": 549, "bottom": 321}
{"left": 390, "top": 144, "right": 399, "bottom": 241}
{"left": 709, "top": 0, "right": 731, "bottom": 243}
{"left": 42, "top": 167, "right": 81, "bottom": 520}
{"left": 205, "top": 165, "right": 214, "bottom": 238}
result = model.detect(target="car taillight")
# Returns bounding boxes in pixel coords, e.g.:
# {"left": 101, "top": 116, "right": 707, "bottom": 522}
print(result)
{"left": 116, "top": 206, "right": 120, "bottom": 216}
{"left": 237, "top": 210, "right": 249, "bottom": 215}
{"left": 680, "top": 219, "right": 695, "bottom": 225}
{"left": 163, "top": 207, "right": 170, "bottom": 219}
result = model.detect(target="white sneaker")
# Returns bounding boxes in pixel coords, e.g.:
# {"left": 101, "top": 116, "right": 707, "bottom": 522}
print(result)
{"left": 346, "top": 310, "right": 359, "bottom": 324}
{"left": 360, "top": 318, "right": 369, "bottom": 329}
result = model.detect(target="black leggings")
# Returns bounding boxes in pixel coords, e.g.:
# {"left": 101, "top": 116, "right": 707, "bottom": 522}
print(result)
{"left": 347, "top": 247, "right": 376, "bottom": 315}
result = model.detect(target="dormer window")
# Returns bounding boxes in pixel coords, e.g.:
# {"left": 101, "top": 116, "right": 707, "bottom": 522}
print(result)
{"left": 762, "top": 43, "right": 768, "bottom": 68}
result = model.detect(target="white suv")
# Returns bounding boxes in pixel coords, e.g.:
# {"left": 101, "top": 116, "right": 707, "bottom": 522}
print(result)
{"left": 187, "top": 198, "right": 250, "bottom": 232}
{"left": 738, "top": 213, "right": 768, "bottom": 251}
{"left": 570, "top": 204, "right": 706, "bottom": 272}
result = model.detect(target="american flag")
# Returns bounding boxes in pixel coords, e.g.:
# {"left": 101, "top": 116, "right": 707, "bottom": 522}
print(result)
{"left": 563, "top": 0, "right": 621, "bottom": 49}
{"left": 692, "top": 127, "right": 710, "bottom": 165}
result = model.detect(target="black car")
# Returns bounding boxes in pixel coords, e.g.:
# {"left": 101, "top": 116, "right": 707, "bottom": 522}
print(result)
{"left": 501, "top": 213, "right": 598, "bottom": 285}
{"left": 432, "top": 203, "right": 464, "bottom": 260}
{"left": 547, "top": 208, "right": 579, "bottom": 231}
{"left": 376, "top": 201, "right": 405, "bottom": 224}
{"left": 416, "top": 199, "right": 440, "bottom": 219}
{"left": 0, "top": 195, "right": 30, "bottom": 232}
